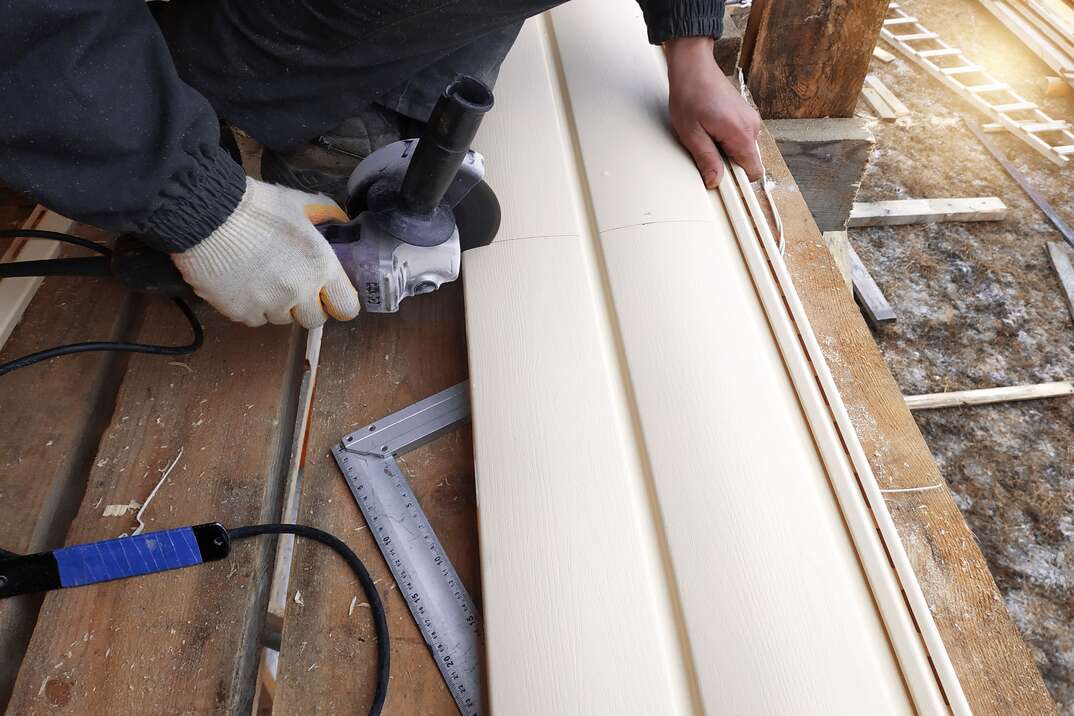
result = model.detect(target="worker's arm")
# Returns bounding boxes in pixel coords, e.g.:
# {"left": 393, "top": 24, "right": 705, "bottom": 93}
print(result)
{"left": 636, "top": 0, "right": 763, "bottom": 186}
{"left": 0, "top": 0, "right": 358, "bottom": 328}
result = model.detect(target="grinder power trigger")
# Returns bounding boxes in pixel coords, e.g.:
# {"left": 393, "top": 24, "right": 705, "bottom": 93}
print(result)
{"left": 0, "top": 75, "right": 500, "bottom": 315}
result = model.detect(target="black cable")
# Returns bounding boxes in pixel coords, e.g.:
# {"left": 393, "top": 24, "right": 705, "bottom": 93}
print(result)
{"left": 0, "top": 231, "right": 204, "bottom": 377}
{"left": 0, "top": 228, "right": 112, "bottom": 256}
{"left": 228, "top": 523, "right": 389, "bottom": 716}
{"left": 0, "top": 296, "right": 203, "bottom": 377}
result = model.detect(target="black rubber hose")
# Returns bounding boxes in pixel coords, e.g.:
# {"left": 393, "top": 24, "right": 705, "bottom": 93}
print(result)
{"left": 227, "top": 523, "right": 389, "bottom": 716}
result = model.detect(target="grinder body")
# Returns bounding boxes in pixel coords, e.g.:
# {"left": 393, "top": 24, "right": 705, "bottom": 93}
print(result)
{"left": 322, "top": 75, "right": 497, "bottom": 313}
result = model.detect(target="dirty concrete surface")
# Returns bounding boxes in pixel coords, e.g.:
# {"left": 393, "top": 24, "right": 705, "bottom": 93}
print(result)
{"left": 855, "top": 0, "right": 1074, "bottom": 709}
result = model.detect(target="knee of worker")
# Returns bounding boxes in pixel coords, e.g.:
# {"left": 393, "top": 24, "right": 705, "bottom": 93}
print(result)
{"left": 379, "top": 22, "right": 526, "bottom": 123}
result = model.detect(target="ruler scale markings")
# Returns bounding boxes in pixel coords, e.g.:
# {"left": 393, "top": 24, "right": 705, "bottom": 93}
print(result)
{"left": 332, "top": 383, "right": 481, "bottom": 716}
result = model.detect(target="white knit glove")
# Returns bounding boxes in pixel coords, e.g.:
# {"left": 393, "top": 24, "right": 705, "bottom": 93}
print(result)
{"left": 172, "top": 177, "right": 360, "bottom": 328}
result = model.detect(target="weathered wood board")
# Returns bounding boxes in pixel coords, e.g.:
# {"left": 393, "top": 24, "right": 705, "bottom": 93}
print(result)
{"left": 7, "top": 302, "right": 302, "bottom": 713}
{"left": 273, "top": 281, "right": 476, "bottom": 715}
{"left": 0, "top": 237, "right": 130, "bottom": 706}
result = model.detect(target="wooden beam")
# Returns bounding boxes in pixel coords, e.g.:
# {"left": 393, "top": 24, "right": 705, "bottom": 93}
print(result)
{"left": 742, "top": 0, "right": 891, "bottom": 117}
{"left": 765, "top": 118, "right": 874, "bottom": 231}
{"left": 848, "top": 197, "right": 1008, "bottom": 227}
{"left": 1047, "top": 240, "right": 1074, "bottom": 324}
{"left": 905, "top": 381, "right": 1074, "bottom": 410}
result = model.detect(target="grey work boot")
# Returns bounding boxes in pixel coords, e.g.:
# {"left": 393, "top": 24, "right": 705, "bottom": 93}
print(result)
{"left": 261, "top": 104, "right": 423, "bottom": 206}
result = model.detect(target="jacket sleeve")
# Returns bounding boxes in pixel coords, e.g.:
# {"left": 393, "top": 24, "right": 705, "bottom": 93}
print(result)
{"left": 0, "top": 0, "right": 246, "bottom": 252}
{"left": 635, "top": 0, "right": 726, "bottom": 45}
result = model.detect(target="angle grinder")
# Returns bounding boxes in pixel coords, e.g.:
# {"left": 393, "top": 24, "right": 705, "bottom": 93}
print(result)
{"left": 0, "top": 75, "right": 501, "bottom": 314}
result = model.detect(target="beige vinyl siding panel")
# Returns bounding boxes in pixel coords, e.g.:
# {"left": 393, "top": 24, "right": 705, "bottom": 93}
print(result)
{"left": 465, "top": 18, "right": 694, "bottom": 715}
{"left": 465, "top": 2, "right": 960, "bottom": 713}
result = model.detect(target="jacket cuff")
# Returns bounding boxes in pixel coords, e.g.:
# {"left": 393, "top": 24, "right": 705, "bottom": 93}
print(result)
{"left": 141, "top": 145, "right": 247, "bottom": 252}
{"left": 643, "top": 0, "right": 725, "bottom": 45}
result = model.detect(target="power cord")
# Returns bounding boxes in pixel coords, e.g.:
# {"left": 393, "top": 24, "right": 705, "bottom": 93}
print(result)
{"left": 228, "top": 524, "right": 390, "bottom": 716}
{"left": 0, "top": 523, "right": 390, "bottom": 715}
{"left": 0, "top": 229, "right": 204, "bottom": 376}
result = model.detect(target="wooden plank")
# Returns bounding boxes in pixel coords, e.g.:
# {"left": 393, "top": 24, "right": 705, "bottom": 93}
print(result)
{"left": 7, "top": 305, "right": 303, "bottom": 713}
{"left": 759, "top": 122, "right": 1058, "bottom": 715}
{"left": 742, "top": 0, "right": 890, "bottom": 117}
{"left": 1047, "top": 240, "right": 1074, "bottom": 324}
{"left": 848, "top": 197, "right": 1008, "bottom": 226}
{"left": 904, "top": 381, "right": 1074, "bottom": 410}
{"left": 848, "top": 239, "right": 898, "bottom": 326}
{"left": 0, "top": 208, "right": 68, "bottom": 351}
{"left": 273, "top": 284, "right": 475, "bottom": 715}
{"left": 0, "top": 234, "right": 131, "bottom": 707}
{"left": 873, "top": 46, "right": 897, "bottom": 62}
{"left": 765, "top": 118, "right": 874, "bottom": 231}
{"left": 865, "top": 74, "right": 911, "bottom": 115}
{"left": 862, "top": 87, "right": 898, "bottom": 120}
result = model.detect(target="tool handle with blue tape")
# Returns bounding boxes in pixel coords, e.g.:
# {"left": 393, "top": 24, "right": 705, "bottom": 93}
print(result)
{"left": 0, "top": 523, "right": 229, "bottom": 598}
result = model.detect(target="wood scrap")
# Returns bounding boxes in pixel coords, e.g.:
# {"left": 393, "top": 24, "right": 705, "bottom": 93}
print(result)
{"left": 861, "top": 87, "right": 898, "bottom": 120}
{"left": 905, "top": 381, "right": 1074, "bottom": 410}
{"left": 1047, "top": 241, "right": 1074, "bottom": 324}
{"left": 848, "top": 241, "right": 897, "bottom": 326}
{"left": 864, "top": 75, "right": 910, "bottom": 116}
{"left": 873, "top": 46, "right": 897, "bottom": 63}
{"left": 848, "top": 197, "right": 1008, "bottom": 227}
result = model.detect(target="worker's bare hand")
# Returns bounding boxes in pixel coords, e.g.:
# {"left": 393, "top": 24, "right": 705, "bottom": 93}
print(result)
{"left": 666, "top": 37, "right": 763, "bottom": 188}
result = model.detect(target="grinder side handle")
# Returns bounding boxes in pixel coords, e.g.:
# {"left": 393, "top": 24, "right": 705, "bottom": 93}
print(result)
{"left": 400, "top": 76, "right": 494, "bottom": 216}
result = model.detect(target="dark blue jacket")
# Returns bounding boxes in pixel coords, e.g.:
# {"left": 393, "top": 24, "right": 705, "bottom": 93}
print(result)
{"left": 0, "top": 1, "right": 724, "bottom": 252}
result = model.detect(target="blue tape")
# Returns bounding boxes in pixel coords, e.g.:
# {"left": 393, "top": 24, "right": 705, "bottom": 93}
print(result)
{"left": 54, "top": 527, "right": 204, "bottom": 588}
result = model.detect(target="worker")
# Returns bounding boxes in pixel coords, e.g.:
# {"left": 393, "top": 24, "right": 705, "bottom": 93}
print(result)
{"left": 0, "top": 1, "right": 761, "bottom": 330}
